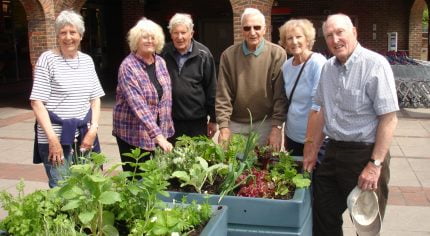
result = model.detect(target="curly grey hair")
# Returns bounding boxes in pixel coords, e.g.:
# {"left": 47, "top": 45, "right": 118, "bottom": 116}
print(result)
{"left": 54, "top": 10, "right": 85, "bottom": 36}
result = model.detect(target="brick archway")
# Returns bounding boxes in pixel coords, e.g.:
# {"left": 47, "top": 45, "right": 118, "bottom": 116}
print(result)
{"left": 409, "top": 0, "right": 427, "bottom": 60}
{"left": 19, "top": 0, "right": 88, "bottom": 67}
{"left": 229, "top": 0, "right": 274, "bottom": 43}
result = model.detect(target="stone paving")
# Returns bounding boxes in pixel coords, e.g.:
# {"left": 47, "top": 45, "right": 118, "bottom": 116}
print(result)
{"left": 0, "top": 98, "right": 430, "bottom": 235}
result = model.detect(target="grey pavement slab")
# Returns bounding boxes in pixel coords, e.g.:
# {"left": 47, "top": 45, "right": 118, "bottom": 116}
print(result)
{"left": 0, "top": 139, "right": 35, "bottom": 165}
{"left": 408, "top": 159, "right": 430, "bottom": 187}
{"left": 0, "top": 121, "right": 34, "bottom": 139}
{"left": 0, "top": 107, "right": 31, "bottom": 120}
{"left": 395, "top": 137, "right": 430, "bottom": 158}
{"left": 343, "top": 205, "right": 430, "bottom": 235}
{"left": 390, "top": 145, "right": 405, "bottom": 157}
{"left": 389, "top": 157, "right": 422, "bottom": 187}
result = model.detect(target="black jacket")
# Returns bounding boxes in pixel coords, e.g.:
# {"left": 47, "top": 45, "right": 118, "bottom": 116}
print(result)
{"left": 161, "top": 39, "right": 216, "bottom": 122}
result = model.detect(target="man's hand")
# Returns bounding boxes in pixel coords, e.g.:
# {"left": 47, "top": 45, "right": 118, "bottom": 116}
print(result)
{"left": 155, "top": 135, "right": 173, "bottom": 152}
{"left": 267, "top": 126, "right": 282, "bottom": 151}
{"left": 303, "top": 142, "right": 317, "bottom": 172}
{"left": 48, "top": 137, "right": 64, "bottom": 166}
{"left": 358, "top": 162, "right": 381, "bottom": 191}
{"left": 218, "top": 127, "right": 231, "bottom": 146}
{"left": 207, "top": 122, "right": 217, "bottom": 138}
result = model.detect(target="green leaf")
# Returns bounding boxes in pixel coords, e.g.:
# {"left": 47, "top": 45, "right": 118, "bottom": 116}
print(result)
{"left": 99, "top": 191, "right": 121, "bottom": 204}
{"left": 292, "top": 174, "right": 311, "bottom": 188}
{"left": 172, "top": 171, "right": 190, "bottom": 182}
{"left": 78, "top": 210, "right": 96, "bottom": 224}
{"left": 102, "top": 224, "right": 119, "bottom": 236}
{"left": 89, "top": 175, "right": 106, "bottom": 182}
{"left": 128, "top": 184, "right": 140, "bottom": 195}
{"left": 196, "top": 156, "right": 208, "bottom": 170}
{"left": 61, "top": 199, "right": 81, "bottom": 211}
{"left": 103, "top": 210, "right": 115, "bottom": 226}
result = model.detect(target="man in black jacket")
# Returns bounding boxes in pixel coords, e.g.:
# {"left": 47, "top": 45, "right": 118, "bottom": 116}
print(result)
{"left": 161, "top": 13, "right": 217, "bottom": 144}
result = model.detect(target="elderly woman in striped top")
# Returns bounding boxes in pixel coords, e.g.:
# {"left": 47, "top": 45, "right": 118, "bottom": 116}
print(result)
{"left": 30, "top": 10, "right": 105, "bottom": 188}
{"left": 112, "top": 18, "right": 174, "bottom": 174}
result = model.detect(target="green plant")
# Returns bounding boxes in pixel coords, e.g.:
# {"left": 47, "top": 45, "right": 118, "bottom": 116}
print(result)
{"left": 269, "top": 152, "right": 311, "bottom": 198}
{"left": 172, "top": 156, "right": 228, "bottom": 193}
{"left": 57, "top": 152, "right": 121, "bottom": 235}
{"left": 0, "top": 181, "right": 80, "bottom": 235}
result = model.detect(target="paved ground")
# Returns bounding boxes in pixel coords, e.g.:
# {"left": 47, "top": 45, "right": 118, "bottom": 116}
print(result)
{"left": 0, "top": 93, "right": 430, "bottom": 235}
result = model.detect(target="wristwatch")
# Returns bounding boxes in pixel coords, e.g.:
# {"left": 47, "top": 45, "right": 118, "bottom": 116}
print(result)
{"left": 369, "top": 159, "right": 382, "bottom": 167}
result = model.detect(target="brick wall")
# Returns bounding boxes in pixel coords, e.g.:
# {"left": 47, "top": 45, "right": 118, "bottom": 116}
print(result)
{"left": 410, "top": 0, "right": 427, "bottom": 59}
{"left": 16, "top": 0, "right": 430, "bottom": 67}
{"left": 230, "top": 0, "right": 274, "bottom": 43}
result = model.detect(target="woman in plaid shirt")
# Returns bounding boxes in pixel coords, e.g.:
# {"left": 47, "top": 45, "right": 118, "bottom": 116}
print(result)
{"left": 113, "top": 18, "right": 174, "bottom": 173}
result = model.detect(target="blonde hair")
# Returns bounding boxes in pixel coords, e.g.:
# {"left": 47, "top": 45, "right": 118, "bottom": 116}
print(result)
{"left": 278, "top": 19, "right": 316, "bottom": 50}
{"left": 127, "top": 18, "right": 165, "bottom": 53}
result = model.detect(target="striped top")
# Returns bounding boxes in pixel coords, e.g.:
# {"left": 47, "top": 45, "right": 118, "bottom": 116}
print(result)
{"left": 30, "top": 50, "right": 105, "bottom": 143}
{"left": 313, "top": 44, "right": 399, "bottom": 142}
{"left": 112, "top": 53, "right": 174, "bottom": 150}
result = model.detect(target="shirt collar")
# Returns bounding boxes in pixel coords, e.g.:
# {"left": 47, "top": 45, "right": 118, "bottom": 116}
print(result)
{"left": 242, "top": 39, "right": 265, "bottom": 56}
{"left": 175, "top": 41, "right": 193, "bottom": 56}
{"left": 334, "top": 43, "right": 362, "bottom": 70}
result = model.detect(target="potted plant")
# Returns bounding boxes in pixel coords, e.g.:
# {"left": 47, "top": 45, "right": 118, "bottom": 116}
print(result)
{"left": 155, "top": 135, "right": 312, "bottom": 236}
{"left": 0, "top": 151, "right": 228, "bottom": 236}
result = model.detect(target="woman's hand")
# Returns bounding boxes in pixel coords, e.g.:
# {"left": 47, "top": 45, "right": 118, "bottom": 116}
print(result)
{"left": 155, "top": 135, "right": 173, "bottom": 152}
{"left": 80, "top": 125, "right": 97, "bottom": 151}
{"left": 48, "top": 137, "right": 64, "bottom": 166}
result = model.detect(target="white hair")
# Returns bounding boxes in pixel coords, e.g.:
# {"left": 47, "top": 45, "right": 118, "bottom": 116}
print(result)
{"left": 55, "top": 10, "right": 85, "bottom": 36}
{"left": 322, "top": 13, "right": 354, "bottom": 35}
{"left": 240, "top": 8, "right": 265, "bottom": 26}
{"left": 168, "top": 13, "right": 194, "bottom": 33}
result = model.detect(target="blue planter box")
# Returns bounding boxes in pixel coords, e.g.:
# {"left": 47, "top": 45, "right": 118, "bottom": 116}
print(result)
{"left": 161, "top": 187, "right": 311, "bottom": 235}
{"left": 164, "top": 188, "right": 310, "bottom": 228}
{"left": 227, "top": 208, "right": 311, "bottom": 236}
{"left": 200, "top": 205, "right": 228, "bottom": 236}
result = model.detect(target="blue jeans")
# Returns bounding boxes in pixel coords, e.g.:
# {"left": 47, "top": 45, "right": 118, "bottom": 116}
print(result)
{"left": 38, "top": 144, "right": 73, "bottom": 188}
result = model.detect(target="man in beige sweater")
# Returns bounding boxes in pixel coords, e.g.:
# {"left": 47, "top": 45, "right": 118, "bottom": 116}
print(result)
{"left": 216, "top": 7, "right": 287, "bottom": 150}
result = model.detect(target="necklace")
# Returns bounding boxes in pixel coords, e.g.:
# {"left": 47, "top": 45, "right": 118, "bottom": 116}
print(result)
{"left": 61, "top": 51, "right": 80, "bottom": 70}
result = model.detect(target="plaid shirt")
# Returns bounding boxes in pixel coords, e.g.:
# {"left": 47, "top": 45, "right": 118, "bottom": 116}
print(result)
{"left": 113, "top": 53, "right": 174, "bottom": 150}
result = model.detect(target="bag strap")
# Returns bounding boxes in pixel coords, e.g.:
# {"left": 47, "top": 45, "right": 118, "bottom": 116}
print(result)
{"left": 286, "top": 53, "right": 313, "bottom": 112}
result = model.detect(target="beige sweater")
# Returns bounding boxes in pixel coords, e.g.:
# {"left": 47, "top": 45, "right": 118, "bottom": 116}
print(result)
{"left": 216, "top": 41, "right": 287, "bottom": 129}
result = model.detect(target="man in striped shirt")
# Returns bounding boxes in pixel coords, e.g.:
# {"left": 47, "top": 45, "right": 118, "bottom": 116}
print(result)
{"left": 304, "top": 14, "right": 399, "bottom": 236}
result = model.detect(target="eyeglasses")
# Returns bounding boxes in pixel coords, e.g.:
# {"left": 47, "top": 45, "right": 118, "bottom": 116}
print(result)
{"left": 243, "top": 25, "right": 262, "bottom": 32}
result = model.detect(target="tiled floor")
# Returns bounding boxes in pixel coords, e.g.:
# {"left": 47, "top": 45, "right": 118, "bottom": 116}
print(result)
{"left": 1, "top": 103, "right": 430, "bottom": 235}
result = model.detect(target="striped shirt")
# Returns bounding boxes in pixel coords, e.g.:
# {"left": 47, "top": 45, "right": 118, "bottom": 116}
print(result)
{"left": 313, "top": 44, "right": 399, "bottom": 142}
{"left": 30, "top": 50, "right": 105, "bottom": 143}
{"left": 112, "top": 53, "right": 174, "bottom": 150}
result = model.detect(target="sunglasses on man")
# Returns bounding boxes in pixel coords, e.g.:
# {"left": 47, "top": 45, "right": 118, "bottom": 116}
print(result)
{"left": 243, "top": 25, "right": 262, "bottom": 31}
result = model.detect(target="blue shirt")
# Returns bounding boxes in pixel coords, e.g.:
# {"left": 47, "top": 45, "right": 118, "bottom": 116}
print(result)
{"left": 282, "top": 53, "right": 327, "bottom": 143}
{"left": 313, "top": 44, "right": 399, "bottom": 142}
{"left": 242, "top": 40, "right": 265, "bottom": 56}
{"left": 175, "top": 42, "right": 193, "bottom": 72}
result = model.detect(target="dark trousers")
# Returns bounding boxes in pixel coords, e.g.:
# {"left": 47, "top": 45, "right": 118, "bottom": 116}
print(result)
{"left": 313, "top": 140, "right": 390, "bottom": 236}
{"left": 285, "top": 136, "right": 304, "bottom": 156}
{"left": 168, "top": 118, "right": 207, "bottom": 144}
{"left": 115, "top": 137, "right": 153, "bottom": 175}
